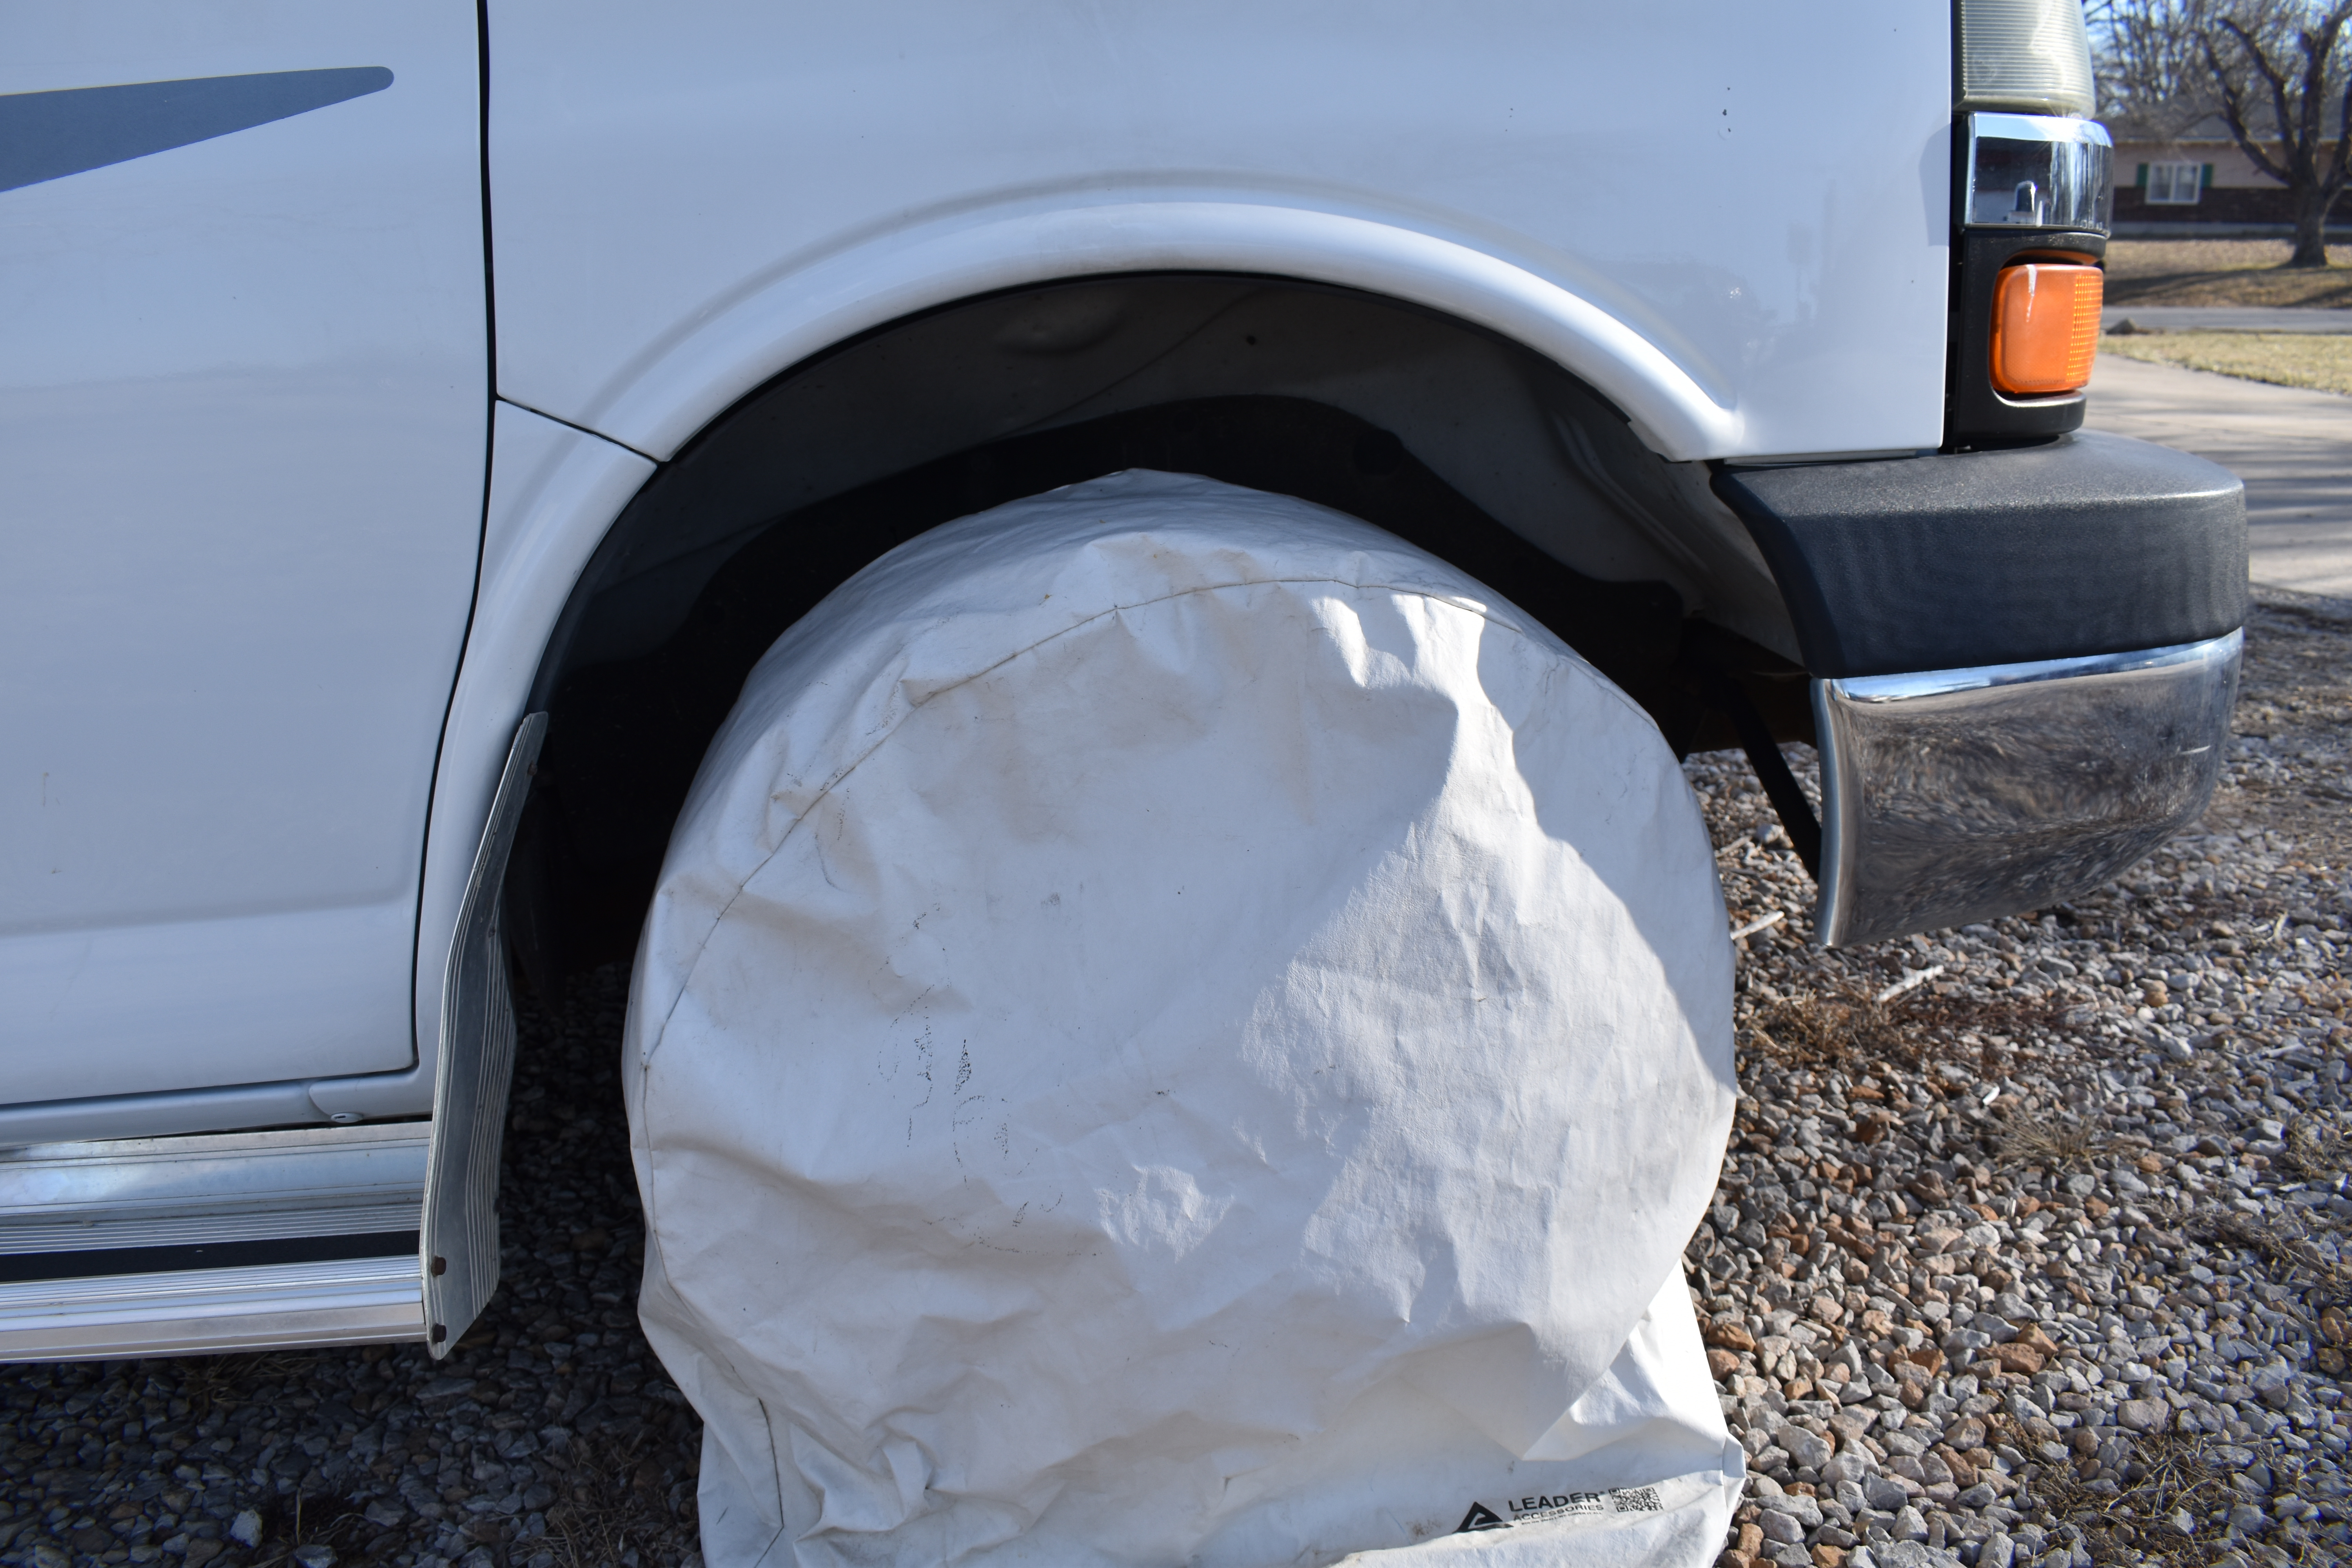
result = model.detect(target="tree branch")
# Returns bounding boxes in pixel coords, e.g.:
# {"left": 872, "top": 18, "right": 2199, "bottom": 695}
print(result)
{"left": 2206, "top": 25, "right": 2294, "bottom": 183}
{"left": 2228, "top": 15, "right": 2302, "bottom": 170}
{"left": 2334, "top": 34, "right": 2352, "bottom": 191}
{"left": 2316, "top": 4, "right": 2352, "bottom": 194}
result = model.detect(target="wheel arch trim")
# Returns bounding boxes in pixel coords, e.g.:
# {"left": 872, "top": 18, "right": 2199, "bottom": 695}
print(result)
{"left": 546, "top": 199, "right": 1748, "bottom": 466}
{"left": 390, "top": 212, "right": 1751, "bottom": 1096}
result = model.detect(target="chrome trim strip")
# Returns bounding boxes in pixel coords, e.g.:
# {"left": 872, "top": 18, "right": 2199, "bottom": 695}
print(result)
{"left": 1834, "top": 635, "right": 2227, "bottom": 702}
{"left": 1965, "top": 111, "right": 2112, "bottom": 232}
{"left": 0, "top": 1255, "right": 425, "bottom": 1362}
{"left": 1814, "top": 631, "right": 2241, "bottom": 947}
{"left": 1971, "top": 111, "right": 2113, "bottom": 147}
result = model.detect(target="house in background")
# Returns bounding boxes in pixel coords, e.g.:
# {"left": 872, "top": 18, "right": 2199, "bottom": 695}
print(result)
{"left": 2106, "top": 109, "right": 2352, "bottom": 232}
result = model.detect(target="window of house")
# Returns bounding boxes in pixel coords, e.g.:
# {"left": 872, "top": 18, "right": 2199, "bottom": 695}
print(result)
{"left": 2143, "top": 161, "right": 2205, "bottom": 204}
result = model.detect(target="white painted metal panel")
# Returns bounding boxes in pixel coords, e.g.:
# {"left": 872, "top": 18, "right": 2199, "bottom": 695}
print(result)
{"left": 0, "top": 4, "right": 487, "bottom": 1100}
{"left": 490, "top": 0, "right": 1951, "bottom": 462}
{"left": 307, "top": 404, "right": 653, "bottom": 1126}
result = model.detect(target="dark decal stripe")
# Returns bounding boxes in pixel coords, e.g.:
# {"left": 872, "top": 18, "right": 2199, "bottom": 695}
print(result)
{"left": 0, "top": 65, "right": 393, "bottom": 194}
{"left": 0, "top": 1230, "right": 419, "bottom": 1284}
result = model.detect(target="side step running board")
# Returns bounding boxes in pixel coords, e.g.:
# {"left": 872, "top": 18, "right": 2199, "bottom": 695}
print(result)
{"left": 0, "top": 1256, "right": 424, "bottom": 1361}
{"left": 0, "top": 715, "right": 547, "bottom": 1364}
{"left": 0, "top": 1121, "right": 430, "bottom": 1362}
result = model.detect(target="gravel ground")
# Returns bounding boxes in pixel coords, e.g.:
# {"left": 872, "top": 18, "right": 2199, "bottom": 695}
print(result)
{"left": 1691, "top": 592, "right": 2352, "bottom": 1568}
{"left": 0, "top": 971, "right": 702, "bottom": 1568}
{"left": 3, "top": 593, "right": 2346, "bottom": 1568}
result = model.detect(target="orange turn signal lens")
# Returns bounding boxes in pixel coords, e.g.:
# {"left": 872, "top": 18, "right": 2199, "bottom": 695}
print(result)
{"left": 1989, "top": 262, "right": 2102, "bottom": 397}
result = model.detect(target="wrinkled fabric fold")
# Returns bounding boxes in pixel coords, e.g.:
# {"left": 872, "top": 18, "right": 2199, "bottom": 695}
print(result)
{"left": 626, "top": 472, "right": 1739, "bottom": 1567}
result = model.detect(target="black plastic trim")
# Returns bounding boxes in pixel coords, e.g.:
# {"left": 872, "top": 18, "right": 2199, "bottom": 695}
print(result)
{"left": 1691, "top": 667, "right": 1821, "bottom": 879}
{"left": 1947, "top": 229, "right": 2105, "bottom": 448}
{"left": 1713, "top": 430, "right": 2246, "bottom": 679}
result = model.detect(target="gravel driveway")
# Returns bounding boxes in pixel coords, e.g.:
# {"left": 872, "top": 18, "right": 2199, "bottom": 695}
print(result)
{"left": 1694, "top": 593, "right": 2352, "bottom": 1568}
{"left": 3, "top": 595, "right": 2346, "bottom": 1568}
{"left": 0, "top": 974, "right": 703, "bottom": 1568}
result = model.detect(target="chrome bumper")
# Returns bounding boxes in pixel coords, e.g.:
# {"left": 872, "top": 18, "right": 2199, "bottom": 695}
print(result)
{"left": 1813, "top": 631, "right": 2241, "bottom": 947}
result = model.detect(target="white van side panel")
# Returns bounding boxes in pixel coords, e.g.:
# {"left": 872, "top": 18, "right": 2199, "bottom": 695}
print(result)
{"left": 338, "top": 403, "right": 650, "bottom": 1125}
{"left": 0, "top": 2, "right": 487, "bottom": 1103}
{"left": 490, "top": 0, "right": 1952, "bottom": 463}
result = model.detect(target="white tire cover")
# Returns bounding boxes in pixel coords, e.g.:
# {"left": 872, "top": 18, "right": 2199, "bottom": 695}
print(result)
{"left": 626, "top": 471, "right": 1743, "bottom": 1568}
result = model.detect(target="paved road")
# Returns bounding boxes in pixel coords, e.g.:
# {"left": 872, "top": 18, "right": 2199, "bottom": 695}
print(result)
{"left": 2102, "top": 306, "right": 2352, "bottom": 334}
{"left": 2086, "top": 352, "right": 2352, "bottom": 599}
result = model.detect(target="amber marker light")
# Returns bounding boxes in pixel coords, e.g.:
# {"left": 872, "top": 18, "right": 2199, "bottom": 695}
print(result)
{"left": 1988, "top": 260, "right": 2102, "bottom": 397}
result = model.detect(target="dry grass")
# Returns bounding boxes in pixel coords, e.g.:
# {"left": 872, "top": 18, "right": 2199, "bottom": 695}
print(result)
{"left": 2104, "top": 238, "right": 2352, "bottom": 308}
{"left": 166, "top": 1351, "right": 321, "bottom": 1420}
{"left": 538, "top": 1426, "right": 699, "bottom": 1568}
{"left": 2104, "top": 238, "right": 2317, "bottom": 276}
{"left": 2193, "top": 1207, "right": 2352, "bottom": 1313}
{"left": 2034, "top": 1432, "right": 2238, "bottom": 1566}
{"left": 1744, "top": 984, "right": 2069, "bottom": 1080}
{"left": 2286, "top": 1118, "right": 2348, "bottom": 1183}
{"left": 1746, "top": 989, "right": 1911, "bottom": 1067}
{"left": 2100, "top": 330, "right": 2352, "bottom": 395}
{"left": 2000, "top": 1114, "right": 2109, "bottom": 1171}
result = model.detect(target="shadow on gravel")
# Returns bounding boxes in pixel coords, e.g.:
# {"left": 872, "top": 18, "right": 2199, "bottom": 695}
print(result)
{"left": 0, "top": 968, "right": 700, "bottom": 1568}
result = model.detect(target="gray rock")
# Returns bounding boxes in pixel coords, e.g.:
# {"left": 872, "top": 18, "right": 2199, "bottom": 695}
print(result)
{"left": 1824, "top": 1451, "right": 1874, "bottom": 1485}
{"left": 1865, "top": 1475, "right": 1914, "bottom": 1512}
{"left": 1873, "top": 1543, "right": 1945, "bottom": 1568}
{"left": 1978, "top": 1532, "right": 2015, "bottom": 1568}
{"left": 1782, "top": 1427, "right": 1834, "bottom": 1469}
{"left": 2116, "top": 1399, "right": 2169, "bottom": 1432}
{"left": 229, "top": 1512, "right": 264, "bottom": 1549}
{"left": 1893, "top": 1504, "right": 1929, "bottom": 1542}
{"left": 2249, "top": 1366, "right": 2294, "bottom": 1409}
{"left": 1757, "top": 1508, "right": 1806, "bottom": 1546}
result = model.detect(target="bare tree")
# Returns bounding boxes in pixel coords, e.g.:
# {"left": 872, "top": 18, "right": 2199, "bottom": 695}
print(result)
{"left": 2201, "top": 0, "right": 2352, "bottom": 265}
{"left": 2088, "top": 0, "right": 2223, "bottom": 130}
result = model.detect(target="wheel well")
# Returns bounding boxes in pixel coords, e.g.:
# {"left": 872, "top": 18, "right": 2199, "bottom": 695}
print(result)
{"left": 509, "top": 274, "right": 1808, "bottom": 982}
